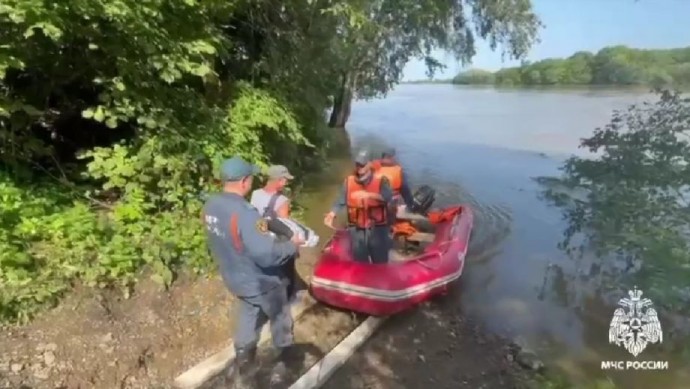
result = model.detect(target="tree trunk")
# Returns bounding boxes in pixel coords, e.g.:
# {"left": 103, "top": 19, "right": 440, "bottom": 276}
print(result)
{"left": 328, "top": 72, "right": 355, "bottom": 128}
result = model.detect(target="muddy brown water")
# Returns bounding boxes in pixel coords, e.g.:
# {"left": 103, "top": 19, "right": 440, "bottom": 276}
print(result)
{"left": 331, "top": 84, "right": 688, "bottom": 388}
{"left": 202, "top": 86, "right": 689, "bottom": 388}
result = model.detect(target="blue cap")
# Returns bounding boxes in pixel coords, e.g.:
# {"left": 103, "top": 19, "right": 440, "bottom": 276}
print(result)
{"left": 219, "top": 157, "right": 261, "bottom": 182}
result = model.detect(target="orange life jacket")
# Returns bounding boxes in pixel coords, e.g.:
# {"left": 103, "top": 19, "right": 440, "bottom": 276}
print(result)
{"left": 427, "top": 206, "right": 462, "bottom": 224}
{"left": 375, "top": 163, "right": 402, "bottom": 195}
{"left": 391, "top": 220, "right": 418, "bottom": 238}
{"left": 345, "top": 175, "right": 388, "bottom": 228}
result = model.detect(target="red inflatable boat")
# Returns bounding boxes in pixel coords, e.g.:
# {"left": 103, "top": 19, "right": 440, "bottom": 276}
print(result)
{"left": 310, "top": 205, "right": 474, "bottom": 316}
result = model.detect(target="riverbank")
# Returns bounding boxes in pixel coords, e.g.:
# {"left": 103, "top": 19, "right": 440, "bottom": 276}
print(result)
{"left": 401, "top": 81, "right": 660, "bottom": 92}
{"left": 0, "top": 127, "right": 558, "bottom": 389}
{"left": 326, "top": 288, "right": 623, "bottom": 389}
{"left": 0, "top": 128, "right": 351, "bottom": 389}
{"left": 328, "top": 292, "right": 545, "bottom": 389}
{"left": 0, "top": 262, "right": 557, "bottom": 389}
{"left": 449, "top": 46, "right": 690, "bottom": 89}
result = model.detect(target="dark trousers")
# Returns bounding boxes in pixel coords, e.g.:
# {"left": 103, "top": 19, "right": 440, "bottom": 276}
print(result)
{"left": 234, "top": 286, "right": 293, "bottom": 352}
{"left": 348, "top": 225, "right": 391, "bottom": 264}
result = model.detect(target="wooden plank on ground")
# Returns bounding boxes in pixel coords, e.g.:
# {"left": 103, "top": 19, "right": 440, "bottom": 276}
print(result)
{"left": 174, "top": 295, "right": 313, "bottom": 389}
{"left": 288, "top": 316, "right": 388, "bottom": 389}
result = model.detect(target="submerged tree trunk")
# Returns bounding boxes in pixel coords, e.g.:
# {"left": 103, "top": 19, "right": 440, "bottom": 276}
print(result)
{"left": 328, "top": 72, "right": 356, "bottom": 128}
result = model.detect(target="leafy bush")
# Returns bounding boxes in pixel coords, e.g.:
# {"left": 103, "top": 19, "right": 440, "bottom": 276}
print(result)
{"left": 539, "top": 90, "right": 690, "bottom": 313}
{"left": 0, "top": 1, "right": 324, "bottom": 323}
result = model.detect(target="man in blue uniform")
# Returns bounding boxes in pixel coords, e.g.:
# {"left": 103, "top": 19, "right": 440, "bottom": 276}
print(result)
{"left": 324, "top": 149, "right": 395, "bottom": 263}
{"left": 202, "top": 156, "right": 304, "bottom": 388}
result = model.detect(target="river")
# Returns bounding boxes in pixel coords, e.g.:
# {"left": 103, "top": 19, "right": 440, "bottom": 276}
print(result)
{"left": 344, "top": 84, "right": 687, "bottom": 388}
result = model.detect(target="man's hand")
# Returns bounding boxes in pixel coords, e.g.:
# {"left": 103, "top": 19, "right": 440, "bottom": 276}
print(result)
{"left": 324, "top": 211, "right": 336, "bottom": 229}
{"left": 291, "top": 235, "right": 305, "bottom": 247}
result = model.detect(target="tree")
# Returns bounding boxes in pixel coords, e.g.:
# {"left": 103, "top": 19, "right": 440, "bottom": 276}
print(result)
{"left": 563, "top": 51, "right": 594, "bottom": 84}
{"left": 1, "top": 0, "right": 338, "bottom": 322}
{"left": 451, "top": 45, "right": 690, "bottom": 87}
{"left": 493, "top": 67, "right": 522, "bottom": 85}
{"left": 537, "top": 59, "right": 567, "bottom": 84}
{"left": 538, "top": 90, "right": 690, "bottom": 313}
{"left": 452, "top": 69, "right": 495, "bottom": 84}
{"left": 0, "top": 0, "right": 532, "bottom": 322}
{"left": 326, "top": 0, "right": 543, "bottom": 127}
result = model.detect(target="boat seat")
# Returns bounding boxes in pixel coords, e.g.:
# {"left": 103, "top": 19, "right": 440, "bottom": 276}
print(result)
{"left": 406, "top": 232, "right": 435, "bottom": 243}
{"left": 396, "top": 207, "right": 428, "bottom": 222}
{"left": 389, "top": 249, "right": 416, "bottom": 262}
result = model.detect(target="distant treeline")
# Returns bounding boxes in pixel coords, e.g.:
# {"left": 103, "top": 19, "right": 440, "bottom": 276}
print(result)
{"left": 452, "top": 46, "right": 690, "bottom": 87}
{"left": 403, "top": 78, "right": 452, "bottom": 84}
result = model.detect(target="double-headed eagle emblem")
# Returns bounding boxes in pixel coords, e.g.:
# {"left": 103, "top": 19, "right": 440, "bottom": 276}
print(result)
{"left": 608, "top": 287, "right": 663, "bottom": 357}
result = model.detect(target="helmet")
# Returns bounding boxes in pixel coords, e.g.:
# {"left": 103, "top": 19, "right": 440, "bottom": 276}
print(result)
{"left": 354, "top": 149, "right": 373, "bottom": 165}
{"left": 381, "top": 146, "right": 396, "bottom": 158}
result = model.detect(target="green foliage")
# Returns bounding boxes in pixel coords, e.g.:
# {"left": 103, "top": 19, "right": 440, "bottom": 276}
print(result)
{"left": 336, "top": 0, "right": 543, "bottom": 100}
{"left": 326, "top": 0, "right": 542, "bottom": 127}
{"left": 0, "top": 0, "right": 541, "bottom": 323}
{"left": 452, "top": 46, "right": 690, "bottom": 87}
{"left": 538, "top": 90, "right": 690, "bottom": 314}
{"left": 0, "top": 172, "right": 209, "bottom": 323}
{"left": 452, "top": 69, "right": 496, "bottom": 84}
{"left": 0, "top": 0, "right": 325, "bottom": 323}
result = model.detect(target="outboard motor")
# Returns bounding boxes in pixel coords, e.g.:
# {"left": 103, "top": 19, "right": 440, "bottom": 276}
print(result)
{"left": 411, "top": 185, "right": 436, "bottom": 215}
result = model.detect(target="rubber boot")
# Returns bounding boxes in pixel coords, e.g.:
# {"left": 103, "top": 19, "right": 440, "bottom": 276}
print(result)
{"left": 269, "top": 346, "right": 301, "bottom": 387}
{"left": 232, "top": 347, "right": 257, "bottom": 389}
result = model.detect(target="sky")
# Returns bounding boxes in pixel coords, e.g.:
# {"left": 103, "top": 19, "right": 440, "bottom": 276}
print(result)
{"left": 402, "top": 0, "right": 690, "bottom": 81}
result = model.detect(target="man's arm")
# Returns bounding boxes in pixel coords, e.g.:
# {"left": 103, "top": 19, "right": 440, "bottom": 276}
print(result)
{"left": 266, "top": 217, "right": 294, "bottom": 238}
{"left": 379, "top": 177, "right": 394, "bottom": 204}
{"left": 238, "top": 206, "right": 297, "bottom": 268}
{"left": 276, "top": 197, "right": 290, "bottom": 218}
{"left": 399, "top": 170, "right": 415, "bottom": 209}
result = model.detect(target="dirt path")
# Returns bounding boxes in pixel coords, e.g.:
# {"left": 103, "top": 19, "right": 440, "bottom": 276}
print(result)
{"left": 0, "top": 241, "right": 542, "bottom": 389}
{"left": 0, "top": 272, "right": 231, "bottom": 389}
{"left": 198, "top": 302, "right": 364, "bottom": 389}
{"left": 0, "top": 243, "right": 332, "bottom": 389}
{"left": 327, "top": 291, "right": 541, "bottom": 389}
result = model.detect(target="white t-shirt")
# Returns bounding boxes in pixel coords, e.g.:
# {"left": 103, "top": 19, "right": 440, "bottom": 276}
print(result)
{"left": 250, "top": 189, "right": 288, "bottom": 217}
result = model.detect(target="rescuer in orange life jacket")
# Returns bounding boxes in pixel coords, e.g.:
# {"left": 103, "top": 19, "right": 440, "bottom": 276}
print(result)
{"left": 324, "top": 149, "right": 395, "bottom": 263}
{"left": 374, "top": 146, "right": 416, "bottom": 219}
